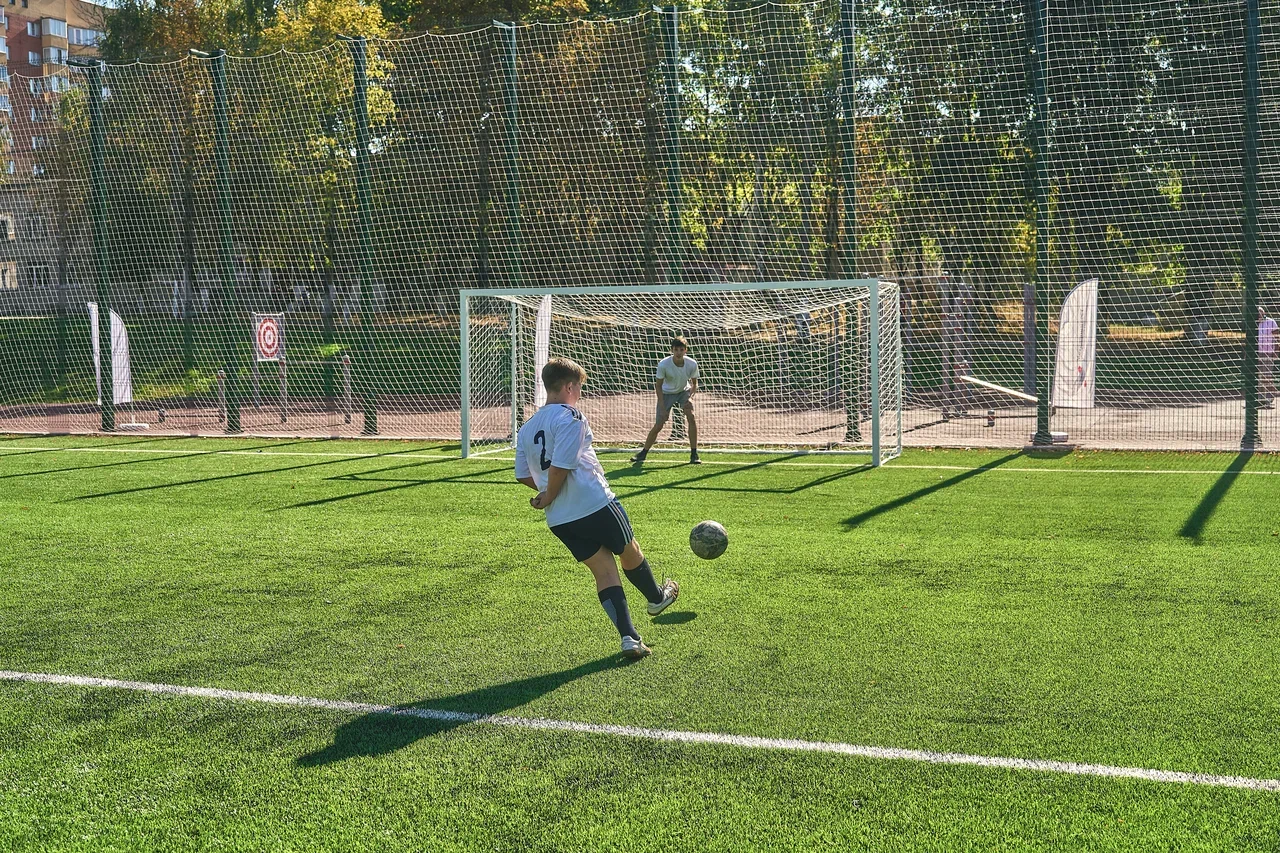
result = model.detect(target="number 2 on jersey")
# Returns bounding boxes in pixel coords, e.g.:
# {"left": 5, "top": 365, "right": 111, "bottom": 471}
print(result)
{"left": 533, "top": 430, "right": 551, "bottom": 471}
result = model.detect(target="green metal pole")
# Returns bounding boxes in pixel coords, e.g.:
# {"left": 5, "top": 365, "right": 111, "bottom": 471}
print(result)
{"left": 497, "top": 21, "right": 520, "bottom": 291}
{"left": 181, "top": 139, "right": 197, "bottom": 378}
{"left": 74, "top": 59, "right": 113, "bottom": 430}
{"left": 345, "top": 36, "right": 378, "bottom": 434}
{"left": 1242, "top": 0, "right": 1261, "bottom": 449}
{"left": 54, "top": 151, "right": 70, "bottom": 400}
{"left": 660, "top": 5, "right": 681, "bottom": 286}
{"left": 838, "top": 0, "right": 861, "bottom": 443}
{"left": 477, "top": 35, "right": 493, "bottom": 291}
{"left": 196, "top": 49, "right": 240, "bottom": 432}
{"left": 1029, "top": 0, "right": 1053, "bottom": 446}
{"left": 642, "top": 13, "right": 660, "bottom": 289}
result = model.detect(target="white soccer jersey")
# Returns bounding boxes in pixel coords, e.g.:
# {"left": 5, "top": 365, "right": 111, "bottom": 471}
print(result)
{"left": 515, "top": 403, "right": 615, "bottom": 527}
{"left": 656, "top": 355, "right": 699, "bottom": 393}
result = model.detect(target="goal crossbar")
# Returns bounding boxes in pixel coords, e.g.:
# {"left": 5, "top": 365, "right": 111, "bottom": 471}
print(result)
{"left": 459, "top": 279, "right": 898, "bottom": 465}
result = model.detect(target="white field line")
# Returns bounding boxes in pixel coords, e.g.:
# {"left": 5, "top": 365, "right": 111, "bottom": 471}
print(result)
{"left": 0, "top": 443, "right": 1277, "bottom": 476}
{"left": 2, "top": 670, "right": 1277, "bottom": 793}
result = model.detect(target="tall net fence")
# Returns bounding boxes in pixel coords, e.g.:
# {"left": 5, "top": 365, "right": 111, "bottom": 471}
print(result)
{"left": 0, "top": 1, "right": 1274, "bottom": 450}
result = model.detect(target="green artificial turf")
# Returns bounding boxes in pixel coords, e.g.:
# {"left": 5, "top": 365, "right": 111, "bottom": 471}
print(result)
{"left": 1, "top": 436, "right": 1278, "bottom": 851}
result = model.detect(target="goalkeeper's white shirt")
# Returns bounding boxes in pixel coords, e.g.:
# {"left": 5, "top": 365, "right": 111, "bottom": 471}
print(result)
{"left": 515, "top": 403, "right": 615, "bottom": 527}
{"left": 656, "top": 355, "right": 699, "bottom": 393}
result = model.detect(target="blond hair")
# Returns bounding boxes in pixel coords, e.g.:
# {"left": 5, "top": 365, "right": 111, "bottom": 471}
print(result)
{"left": 542, "top": 356, "right": 587, "bottom": 393}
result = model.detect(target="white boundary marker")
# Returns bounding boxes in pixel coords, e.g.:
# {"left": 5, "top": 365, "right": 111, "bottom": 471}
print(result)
{"left": 1, "top": 670, "right": 1277, "bottom": 792}
{"left": 0, "top": 443, "right": 1277, "bottom": 476}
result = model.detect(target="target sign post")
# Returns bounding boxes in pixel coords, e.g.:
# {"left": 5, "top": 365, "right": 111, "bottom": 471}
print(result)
{"left": 251, "top": 314, "right": 287, "bottom": 420}
{"left": 254, "top": 313, "right": 284, "bottom": 362}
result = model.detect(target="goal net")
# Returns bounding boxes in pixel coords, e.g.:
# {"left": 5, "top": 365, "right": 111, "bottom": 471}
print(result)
{"left": 460, "top": 281, "right": 902, "bottom": 464}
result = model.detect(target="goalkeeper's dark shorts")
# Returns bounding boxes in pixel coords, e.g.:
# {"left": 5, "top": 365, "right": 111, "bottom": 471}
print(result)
{"left": 550, "top": 500, "right": 635, "bottom": 562}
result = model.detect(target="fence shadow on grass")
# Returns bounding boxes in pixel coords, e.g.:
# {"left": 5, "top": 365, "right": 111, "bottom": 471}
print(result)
{"left": 275, "top": 457, "right": 502, "bottom": 510}
{"left": 1178, "top": 450, "right": 1253, "bottom": 544}
{"left": 296, "top": 654, "right": 627, "bottom": 766}
{"left": 0, "top": 435, "right": 174, "bottom": 463}
{"left": 607, "top": 454, "right": 871, "bottom": 499}
{"left": 276, "top": 454, "right": 873, "bottom": 510}
{"left": 841, "top": 451, "right": 1024, "bottom": 530}
{"left": 4, "top": 437, "right": 323, "bottom": 483}
{"left": 69, "top": 442, "right": 410, "bottom": 500}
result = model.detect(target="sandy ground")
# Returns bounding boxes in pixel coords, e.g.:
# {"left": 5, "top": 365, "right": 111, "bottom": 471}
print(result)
{"left": 3, "top": 388, "right": 1276, "bottom": 453}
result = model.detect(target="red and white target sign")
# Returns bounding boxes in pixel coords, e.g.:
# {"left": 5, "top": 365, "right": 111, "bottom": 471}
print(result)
{"left": 254, "top": 313, "right": 284, "bottom": 362}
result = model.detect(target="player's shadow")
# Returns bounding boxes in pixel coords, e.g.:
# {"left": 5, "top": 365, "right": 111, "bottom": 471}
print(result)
{"left": 653, "top": 611, "right": 697, "bottom": 625}
{"left": 841, "top": 451, "right": 1024, "bottom": 530}
{"left": 295, "top": 654, "right": 626, "bottom": 767}
{"left": 1179, "top": 451, "right": 1252, "bottom": 544}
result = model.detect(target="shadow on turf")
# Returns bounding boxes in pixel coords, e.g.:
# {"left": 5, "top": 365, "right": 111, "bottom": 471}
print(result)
{"left": 68, "top": 441, "right": 412, "bottom": 501}
{"left": 296, "top": 654, "right": 628, "bottom": 766}
{"left": 840, "top": 451, "right": 1024, "bottom": 530}
{"left": 274, "top": 457, "right": 504, "bottom": 509}
{"left": 0, "top": 435, "right": 175, "bottom": 465}
{"left": 606, "top": 453, "right": 871, "bottom": 499}
{"left": 4, "top": 437, "right": 326, "bottom": 484}
{"left": 1178, "top": 450, "right": 1252, "bottom": 544}
{"left": 274, "top": 453, "right": 869, "bottom": 510}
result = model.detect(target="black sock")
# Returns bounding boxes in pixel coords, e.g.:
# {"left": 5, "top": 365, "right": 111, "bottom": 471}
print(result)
{"left": 623, "top": 558, "right": 664, "bottom": 604}
{"left": 597, "top": 585, "right": 638, "bottom": 640}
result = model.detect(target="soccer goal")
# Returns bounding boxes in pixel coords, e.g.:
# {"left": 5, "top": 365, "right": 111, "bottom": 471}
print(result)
{"left": 459, "top": 280, "right": 902, "bottom": 464}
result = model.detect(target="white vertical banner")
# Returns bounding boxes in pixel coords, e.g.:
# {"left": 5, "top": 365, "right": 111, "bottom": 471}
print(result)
{"left": 1052, "top": 278, "right": 1099, "bottom": 409}
{"left": 533, "top": 294, "right": 552, "bottom": 408}
{"left": 87, "top": 302, "right": 134, "bottom": 406}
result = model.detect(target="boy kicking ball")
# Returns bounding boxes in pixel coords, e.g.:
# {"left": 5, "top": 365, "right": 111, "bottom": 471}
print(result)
{"left": 631, "top": 336, "right": 701, "bottom": 465}
{"left": 516, "top": 357, "right": 680, "bottom": 659}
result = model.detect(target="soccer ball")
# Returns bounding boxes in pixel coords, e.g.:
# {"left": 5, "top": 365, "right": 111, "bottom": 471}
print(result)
{"left": 689, "top": 520, "right": 728, "bottom": 560}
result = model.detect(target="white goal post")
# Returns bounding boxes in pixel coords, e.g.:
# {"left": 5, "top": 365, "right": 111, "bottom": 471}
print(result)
{"left": 459, "top": 280, "right": 902, "bottom": 465}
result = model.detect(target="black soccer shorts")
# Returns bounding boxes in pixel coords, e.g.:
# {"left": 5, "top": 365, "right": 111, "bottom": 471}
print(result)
{"left": 550, "top": 500, "right": 635, "bottom": 562}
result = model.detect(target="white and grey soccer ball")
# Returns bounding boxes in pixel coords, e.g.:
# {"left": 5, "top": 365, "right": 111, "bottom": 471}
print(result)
{"left": 689, "top": 520, "right": 728, "bottom": 560}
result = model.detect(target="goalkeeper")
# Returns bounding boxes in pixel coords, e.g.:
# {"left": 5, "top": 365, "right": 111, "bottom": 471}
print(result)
{"left": 631, "top": 336, "right": 701, "bottom": 465}
{"left": 516, "top": 357, "right": 680, "bottom": 660}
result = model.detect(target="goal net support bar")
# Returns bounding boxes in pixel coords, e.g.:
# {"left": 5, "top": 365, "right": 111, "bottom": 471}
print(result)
{"left": 460, "top": 280, "right": 902, "bottom": 466}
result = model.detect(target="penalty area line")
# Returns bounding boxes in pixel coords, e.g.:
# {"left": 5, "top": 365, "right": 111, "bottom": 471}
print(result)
{"left": 2, "top": 670, "right": 1277, "bottom": 793}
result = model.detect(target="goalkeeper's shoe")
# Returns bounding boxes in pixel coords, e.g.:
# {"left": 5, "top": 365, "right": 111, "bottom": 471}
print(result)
{"left": 621, "top": 634, "right": 652, "bottom": 659}
{"left": 689, "top": 451, "right": 702, "bottom": 465}
{"left": 630, "top": 450, "right": 648, "bottom": 464}
{"left": 647, "top": 578, "right": 680, "bottom": 616}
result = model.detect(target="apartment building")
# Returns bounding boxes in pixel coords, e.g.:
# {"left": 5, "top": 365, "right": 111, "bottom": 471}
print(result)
{"left": 0, "top": 0, "right": 102, "bottom": 307}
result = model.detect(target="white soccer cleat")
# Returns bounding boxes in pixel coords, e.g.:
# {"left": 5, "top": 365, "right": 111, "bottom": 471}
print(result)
{"left": 621, "top": 634, "right": 651, "bottom": 659}
{"left": 647, "top": 578, "right": 680, "bottom": 617}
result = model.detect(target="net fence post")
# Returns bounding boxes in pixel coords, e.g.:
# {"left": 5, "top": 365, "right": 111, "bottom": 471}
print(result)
{"left": 73, "top": 59, "right": 113, "bottom": 431}
{"left": 1242, "top": 0, "right": 1261, "bottom": 450}
{"left": 1028, "top": 0, "right": 1053, "bottom": 446}
{"left": 496, "top": 21, "right": 521, "bottom": 293}
{"left": 837, "top": 0, "right": 862, "bottom": 443}
{"left": 343, "top": 35, "right": 379, "bottom": 435}
{"left": 642, "top": 11, "right": 660, "bottom": 289}
{"left": 870, "top": 280, "right": 881, "bottom": 466}
{"left": 660, "top": 5, "right": 681, "bottom": 286}
{"left": 510, "top": 301, "right": 519, "bottom": 441}
{"left": 279, "top": 356, "right": 288, "bottom": 423}
{"left": 477, "top": 32, "right": 493, "bottom": 292}
{"left": 342, "top": 354, "right": 353, "bottom": 424}
{"left": 194, "top": 49, "right": 240, "bottom": 433}
{"left": 460, "top": 292, "right": 471, "bottom": 458}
